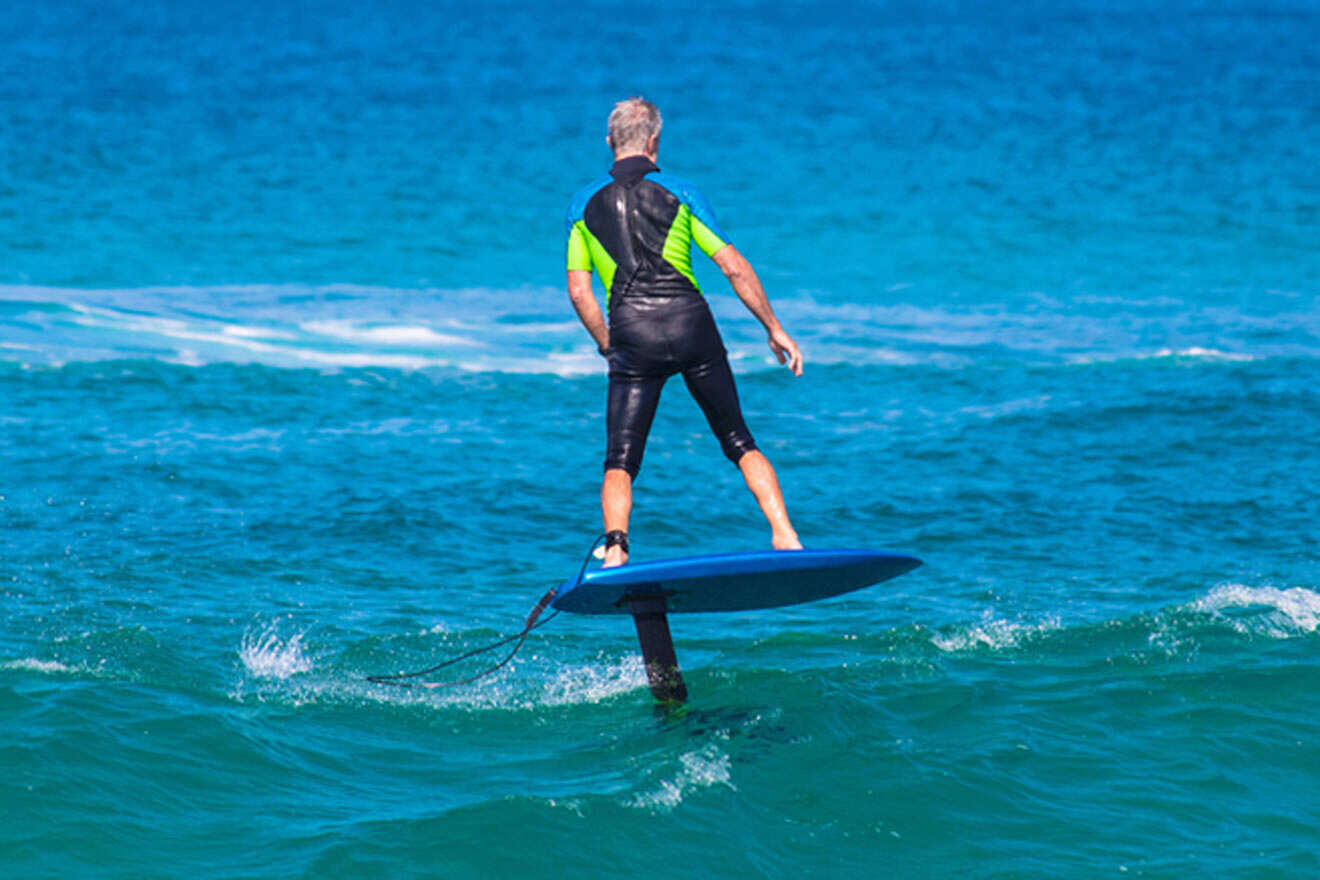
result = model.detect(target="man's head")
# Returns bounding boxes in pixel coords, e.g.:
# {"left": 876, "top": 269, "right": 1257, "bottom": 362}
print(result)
{"left": 607, "top": 97, "right": 662, "bottom": 160}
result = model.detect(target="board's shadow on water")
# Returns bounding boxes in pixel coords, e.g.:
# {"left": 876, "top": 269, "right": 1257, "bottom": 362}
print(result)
{"left": 651, "top": 702, "right": 799, "bottom": 743}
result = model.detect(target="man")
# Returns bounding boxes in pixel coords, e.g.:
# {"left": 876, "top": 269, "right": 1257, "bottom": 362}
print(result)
{"left": 565, "top": 97, "right": 804, "bottom": 567}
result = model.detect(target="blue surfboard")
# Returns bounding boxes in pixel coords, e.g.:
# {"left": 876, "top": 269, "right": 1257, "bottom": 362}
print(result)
{"left": 552, "top": 548, "right": 921, "bottom": 615}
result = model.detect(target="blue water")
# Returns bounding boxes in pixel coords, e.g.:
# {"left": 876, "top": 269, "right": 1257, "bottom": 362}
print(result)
{"left": 3, "top": 1, "right": 1319, "bottom": 876}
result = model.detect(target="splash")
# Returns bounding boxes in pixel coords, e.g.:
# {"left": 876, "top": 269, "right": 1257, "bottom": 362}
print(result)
{"left": 539, "top": 655, "right": 648, "bottom": 706}
{"left": 627, "top": 742, "right": 735, "bottom": 811}
{"left": 239, "top": 622, "right": 314, "bottom": 679}
{"left": 349, "top": 654, "right": 646, "bottom": 711}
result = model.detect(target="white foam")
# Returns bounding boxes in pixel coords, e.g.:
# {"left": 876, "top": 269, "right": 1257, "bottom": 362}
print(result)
{"left": 497, "top": 320, "right": 582, "bottom": 335}
{"left": 957, "top": 395, "right": 1053, "bottom": 420}
{"left": 1192, "top": 584, "right": 1320, "bottom": 637}
{"left": 1146, "top": 347, "right": 1255, "bottom": 362}
{"left": 70, "top": 305, "right": 458, "bottom": 369}
{"left": 931, "top": 614, "right": 1060, "bottom": 652}
{"left": 2, "top": 657, "right": 72, "bottom": 674}
{"left": 539, "top": 655, "right": 648, "bottom": 706}
{"left": 221, "top": 324, "right": 297, "bottom": 340}
{"left": 168, "top": 349, "right": 206, "bottom": 367}
{"left": 239, "top": 623, "right": 313, "bottom": 679}
{"left": 627, "top": 743, "right": 735, "bottom": 810}
{"left": 300, "top": 320, "right": 481, "bottom": 348}
{"left": 235, "top": 643, "right": 644, "bottom": 711}
{"left": 1071, "top": 346, "right": 1259, "bottom": 365}
{"left": 452, "top": 350, "right": 602, "bottom": 377}
{"left": 8, "top": 282, "right": 1311, "bottom": 374}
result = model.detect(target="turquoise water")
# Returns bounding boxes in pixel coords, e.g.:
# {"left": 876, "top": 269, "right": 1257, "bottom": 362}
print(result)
{"left": 3, "top": 1, "right": 1319, "bottom": 877}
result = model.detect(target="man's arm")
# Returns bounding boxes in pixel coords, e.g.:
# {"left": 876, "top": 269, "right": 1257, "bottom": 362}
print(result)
{"left": 711, "top": 245, "right": 803, "bottom": 376}
{"left": 567, "top": 269, "right": 610, "bottom": 353}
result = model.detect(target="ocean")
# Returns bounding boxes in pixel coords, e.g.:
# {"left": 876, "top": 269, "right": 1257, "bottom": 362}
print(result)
{"left": 2, "top": 1, "right": 1318, "bottom": 876}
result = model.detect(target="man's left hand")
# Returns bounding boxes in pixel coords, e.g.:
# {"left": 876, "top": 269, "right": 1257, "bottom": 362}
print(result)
{"left": 768, "top": 326, "right": 803, "bottom": 377}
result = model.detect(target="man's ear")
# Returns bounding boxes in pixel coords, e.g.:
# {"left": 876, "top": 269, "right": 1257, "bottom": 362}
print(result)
{"left": 647, "top": 133, "right": 660, "bottom": 155}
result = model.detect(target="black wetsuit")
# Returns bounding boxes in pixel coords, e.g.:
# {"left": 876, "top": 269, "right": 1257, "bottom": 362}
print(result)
{"left": 565, "top": 156, "right": 757, "bottom": 478}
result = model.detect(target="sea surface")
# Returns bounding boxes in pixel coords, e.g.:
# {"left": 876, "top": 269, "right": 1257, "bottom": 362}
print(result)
{"left": 2, "top": 1, "right": 1319, "bottom": 877}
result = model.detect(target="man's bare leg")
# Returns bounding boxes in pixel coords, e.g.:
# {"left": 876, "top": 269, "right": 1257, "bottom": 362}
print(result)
{"left": 601, "top": 467, "right": 632, "bottom": 567}
{"left": 738, "top": 450, "right": 802, "bottom": 550}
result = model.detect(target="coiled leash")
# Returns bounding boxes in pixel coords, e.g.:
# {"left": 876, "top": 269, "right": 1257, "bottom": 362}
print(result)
{"left": 365, "top": 534, "right": 609, "bottom": 689}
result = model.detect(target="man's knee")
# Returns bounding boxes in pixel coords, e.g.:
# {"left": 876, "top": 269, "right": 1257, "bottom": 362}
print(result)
{"left": 719, "top": 432, "right": 757, "bottom": 465}
{"left": 604, "top": 440, "right": 645, "bottom": 479}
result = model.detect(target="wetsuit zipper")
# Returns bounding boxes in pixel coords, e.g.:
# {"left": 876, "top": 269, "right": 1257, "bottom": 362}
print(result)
{"left": 614, "top": 184, "right": 648, "bottom": 305}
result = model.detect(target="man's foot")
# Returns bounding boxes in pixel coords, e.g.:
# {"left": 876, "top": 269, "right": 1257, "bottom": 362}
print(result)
{"left": 602, "top": 530, "right": 629, "bottom": 567}
{"left": 772, "top": 531, "right": 802, "bottom": 551}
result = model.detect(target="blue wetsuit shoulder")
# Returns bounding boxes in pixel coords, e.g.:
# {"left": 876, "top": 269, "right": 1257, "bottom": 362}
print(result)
{"left": 644, "top": 172, "right": 730, "bottom": 243}
{"left": 565, "top": 175, "right": 613, "bottom": 236}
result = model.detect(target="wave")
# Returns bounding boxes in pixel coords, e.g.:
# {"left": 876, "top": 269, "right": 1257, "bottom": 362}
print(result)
{"left": 929, "top": 614, "right": 1063, "bottom": 652}
{"left": 299, "top": 320, "right": 480, "bottom": 348}
{"left": 1067, "top": 346, "right": 1260, "bottom": 365}
{"left": 2, "top": 283, "right": 1315, "bottom": 374}
{"left": 928, "top": 583, "right": 1320, "bottom": 656}
{"left": 1145, "top": 347, "right": 1257, "bottom": 362}
{"left": 234, "top": 581, "right": 1320, "bottom": 714}
{"left": 0, "top": 284, "right": 601, "bottom": 375}
{"left": 11, "top": 581, "right": 1314, "bottom": 712}
{"left": 1191, "top": 584, "right": 1320, "bottom": 637}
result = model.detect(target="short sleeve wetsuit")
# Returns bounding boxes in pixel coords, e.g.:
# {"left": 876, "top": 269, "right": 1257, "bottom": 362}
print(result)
{"left": 565, "top": 155, "right": 757, "bottom": 478}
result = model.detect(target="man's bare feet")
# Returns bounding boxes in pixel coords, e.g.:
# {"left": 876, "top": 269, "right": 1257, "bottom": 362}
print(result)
{"left": 738, "top": 451, "right": 801, "bottom": 551}
{"left": 603, "top": 546, "right": 628, "bottom": 567}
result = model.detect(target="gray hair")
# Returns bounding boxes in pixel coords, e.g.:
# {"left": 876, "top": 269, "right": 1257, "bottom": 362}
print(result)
{"left": 607, "top": 97, "right": 662, "bottom": 155}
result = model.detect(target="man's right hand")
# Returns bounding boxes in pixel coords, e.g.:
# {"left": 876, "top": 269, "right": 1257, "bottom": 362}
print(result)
{"left": 768, "top": 326, "right": 803, "bottom": 376}
{"left": 712, "top": 246, "right": 803, "bottom": 377}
